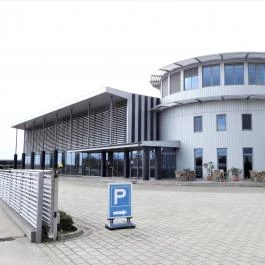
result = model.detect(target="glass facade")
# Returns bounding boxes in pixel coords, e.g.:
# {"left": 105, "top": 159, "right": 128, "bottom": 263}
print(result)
{"left": 161, "top": 148, "right": 176, "bottom": 178}
{"left": 217, "top": 148, "right": 227, "bottom": 173}
{"left": 217, "top": 114, "right": 226, "bottom": 131}
{"left": 194, "top": 116, "right": 202, "bottom": 132}
{"left": 202, "top": 65, "right": 220, "bottom": 87}
{"left": 225, "top": 64, "right": 244, "bottom": 85}
{"left": 184, "top": 68, "right": 198, "bottom": 90}
{"left": 194, "top": 148, "right": 203, "bottom": 178}
{"left": 249, "top": 63, "right": 265, "bottom": 85}
{"left": 242, "top": 114, "right": 252, "bottom": 130}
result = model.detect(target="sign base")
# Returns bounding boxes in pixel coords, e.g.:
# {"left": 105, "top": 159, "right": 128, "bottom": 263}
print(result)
{"left": 105, "top": 221, "right": 136, "bottom": 230}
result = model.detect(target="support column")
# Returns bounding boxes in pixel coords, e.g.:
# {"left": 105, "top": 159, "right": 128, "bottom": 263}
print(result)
{"left": 155, "top": 147, "right": 161, "bottom": 180}
{"left": 53, "top": 149, "right": 58, "bottom": 170}
{"left": 13, "top": 154, "right": 18, "bottom": 169}
{"left": 101, "top": 151, "right": 107, "bottom": 177}
{"left": 30, "top": 152, "right": 35, "bottom": 169}
{"left": 40, "top": 151, "right": 45, "bottom": 170}
{"left": 142, "top": 148, "right": 149, "bottom": 180}
{"left": 124, "top": 150, "right": 130, "bottom": 178}
{"left": 21, "top": 153, "right": 26, "bottom": 169}
{"left": 108, "top": 151, "right": 113, "bottom": 177}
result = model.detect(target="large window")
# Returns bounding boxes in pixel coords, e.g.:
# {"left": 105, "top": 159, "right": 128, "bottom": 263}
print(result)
{"left": 184, "top": 68, "right": 198, "bottom": 90}
{"left": 242, "top": 114, "right": 252, "bottom": 130}
{"left": 202, "top": 65, "right": 220, "bottom": 87}
{"left": 225, "top": 63, "right": 244, "bottom": 85}
{"left": 248, "top": 63, "right": 265, "bottom": 85}
{"left": 194, "top": 116, "right": 202, "bottom": 132}
{"left": 217, "top": 148, "right": 227, "bottom": 173}
{"left": 216, "top": 114, "right": 226, "bottom": 131}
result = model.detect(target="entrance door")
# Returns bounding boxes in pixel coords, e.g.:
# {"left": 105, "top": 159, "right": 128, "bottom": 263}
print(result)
{"left": 243, "top": 148, "right": 253, "bottom": 178}
{"left": 194, "top": 148, "right": 203, "bottom": 178}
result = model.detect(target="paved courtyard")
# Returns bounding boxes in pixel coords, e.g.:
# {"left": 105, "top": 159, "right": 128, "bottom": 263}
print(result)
{"left": 2, "top": 177, "right": 265, "bottom": 264}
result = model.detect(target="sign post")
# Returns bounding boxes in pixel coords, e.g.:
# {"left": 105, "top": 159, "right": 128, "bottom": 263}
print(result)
{"left": 105, "top": 183, "right": 136, "bottom": 230}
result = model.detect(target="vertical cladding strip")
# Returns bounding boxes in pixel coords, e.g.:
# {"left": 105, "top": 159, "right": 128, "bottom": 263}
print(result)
{"left": 110, "top": 96, "right": 113, "bottom": 144}
{"left": 87, "top": 103, "right": 90, "bottom": 147}
{"left": 131, "top": 94, "right": 135, "bottom": 142}
{"left": 54, "top": 114, "right": 58, "bottom": 150}
{"left": 23, "top": 127, "right": 26, "bottom": 154}
{"left": 144, "top": 96, "right": 148, "bottom": 141}
{"left": 138, "top": 95, "right": 142, "bottom": 142}
{"left": 42, "top": 118, "right": 45, "bottom": 151}
{"left": 32, "top": 123, "right": 35, "bottom": 152}
{"left": 69, "top": 109, "right": 72, "bottom": 149}
{"left": 150, "top": 98, "right": 154, "bottom": 141}
{"left": 156, "top": 98, "right": 160, "bottom": 140}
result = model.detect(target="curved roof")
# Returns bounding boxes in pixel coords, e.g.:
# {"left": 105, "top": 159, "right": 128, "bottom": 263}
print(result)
{"left": 150, "top": 52, "right": 265, "bottom": 88}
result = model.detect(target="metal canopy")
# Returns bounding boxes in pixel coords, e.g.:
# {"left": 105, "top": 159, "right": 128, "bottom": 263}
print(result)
{"left": 150, "top": 52, "right": 265, "bottom": 88}
{"left": 151, "top": 95, "right": 265, "bottom": 112}
{"left": 67, "top": 140, "right": 180, "bottom": 153}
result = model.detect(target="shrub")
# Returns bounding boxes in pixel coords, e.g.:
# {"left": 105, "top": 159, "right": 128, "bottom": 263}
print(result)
{"left": 58, "top": 210, "right": 74, "bottom": 231}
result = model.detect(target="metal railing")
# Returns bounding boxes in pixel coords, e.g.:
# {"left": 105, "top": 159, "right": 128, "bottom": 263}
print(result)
{"left": 0, "top": 169, "right": 58, "bottom": 243}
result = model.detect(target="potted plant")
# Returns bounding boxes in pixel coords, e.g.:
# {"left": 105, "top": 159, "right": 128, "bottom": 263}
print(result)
{"left": 229, "top": 167, "right": 242, "bottom": 181}
{"left": 203, "top": 162, "right": 214, "bottom": 180}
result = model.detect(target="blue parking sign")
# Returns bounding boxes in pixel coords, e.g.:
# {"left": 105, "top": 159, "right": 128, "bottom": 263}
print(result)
{"left": 108, "top": 183, "right": 132, "bottom": 219}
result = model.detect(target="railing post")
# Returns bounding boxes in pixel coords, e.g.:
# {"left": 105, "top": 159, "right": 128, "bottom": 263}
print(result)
{"left": 36, "top": 171, "right": 44, "bottom": 243}
{"left": 52, "top": 171, "right": 59, "bottom": 241}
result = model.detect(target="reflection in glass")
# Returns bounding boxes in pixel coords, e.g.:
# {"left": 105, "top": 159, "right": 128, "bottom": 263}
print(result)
{"left": 225, "top": 64, "right": 244, "bottom": 85}
{"left": 217, "top": 114, "right": 226, "bottom": 131}
{"left": 249, "top": 63, "right": 265, "bottom": 85}
{"left": 202, "top": 65, "right": 220, "bottom": 87}
{"left": 217, "top": 148, "right": 227, "bottom": 173}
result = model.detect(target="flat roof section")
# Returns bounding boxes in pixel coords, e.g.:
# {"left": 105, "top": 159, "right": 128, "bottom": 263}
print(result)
{"left": 13, "top": 87, "right": 136, "bottom": 130}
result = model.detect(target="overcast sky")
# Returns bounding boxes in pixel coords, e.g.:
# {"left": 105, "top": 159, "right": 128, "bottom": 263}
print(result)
{"left": 1, "top": 0, "right": 264, "bottom": 159}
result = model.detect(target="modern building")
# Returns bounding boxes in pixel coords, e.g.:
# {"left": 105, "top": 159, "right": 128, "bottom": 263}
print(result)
{"left": 13, "top": 87, "right": 179, "bottom": 180}
{"left": 13, "top": 52, "right": 265, "bottom": 179}
{"left": 150, "top": 52, "right": 265, "bottom": 179}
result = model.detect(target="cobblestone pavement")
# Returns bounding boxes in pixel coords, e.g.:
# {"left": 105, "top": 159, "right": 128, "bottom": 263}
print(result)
{"left": 38, "top": 177, "right": 265, "bottom": 265}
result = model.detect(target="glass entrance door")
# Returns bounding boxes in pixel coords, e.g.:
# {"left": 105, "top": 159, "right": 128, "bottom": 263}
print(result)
{"left": 194, "top": 148, "right": 203, "bottom": 178}
{"left": 243, "top": 148, "right": 253, "bottom": 179}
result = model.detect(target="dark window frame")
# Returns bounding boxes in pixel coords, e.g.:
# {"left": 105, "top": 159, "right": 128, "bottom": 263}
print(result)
{"left": 224, "top": 63, "right": 244, "bottom": 85}
{"left": 216, "top": 114, "right": 227, "bottom": 131}
{"left": 194, "top": 116, "right": 203, "bottom": 132}
{"left": 202, "top": 64, "right": 220, "bottom": 87}
{"left": 184, "top": 68, "right": 198, "bottom": 90}
{"left": 242, "top": 114, "right": 252, "bottom": 130}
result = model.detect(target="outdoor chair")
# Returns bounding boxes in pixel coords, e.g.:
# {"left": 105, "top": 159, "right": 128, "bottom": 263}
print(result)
{"left": 249, "top": 170, "right": 255, "bottom": 181}
{"left": 175, "top": 170, "right": 182, "bottom": 181}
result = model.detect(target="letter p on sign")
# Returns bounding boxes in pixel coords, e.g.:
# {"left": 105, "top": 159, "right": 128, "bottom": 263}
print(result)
{"left": 114, "top": 188, "right": 126, "bottom": 205}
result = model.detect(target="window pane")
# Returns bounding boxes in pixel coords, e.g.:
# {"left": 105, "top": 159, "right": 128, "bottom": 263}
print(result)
{"left": 225, "top": 65, "right": 234, "bottom": 85}
{"left": 243, "top": 147, "right": 253, "bottom": 155}
{"left": 203, "top": 67, "right": 211, "bottom": 87}
{"left": 248, "top": 63, "right": 256, "bottom": 85}
{"left": 234, "top": 64, "right": 244, "bottom": 84}
{"left": 191, "top": 76, "right": 198, "bottom": 89}
{"left": 242, "top": 114, "right": 252, "bottom": 130}
{"left": 184, "top": 68, "right": 198, "bottom": 90}
{"left": 256, "top": 64, "right": 265, "bottom": 85}
{"left": 217, "top": 114, "right": 226, "bottom": 131}
{"left": 212, "top": 65, "right": 220, "bottom": 86}
{"left": 217, "top": 148, "right": 227, "bottom": 172}
{"left": 194, "top": 116, "right": 202, "bottom": 132}
{"left": 185, "top": 77, "right": 192, "bottom": 90}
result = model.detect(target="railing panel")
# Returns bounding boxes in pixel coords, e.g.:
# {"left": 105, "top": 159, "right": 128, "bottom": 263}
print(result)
{"left": 0, "top": 169, "right": 58, "bottom": 242}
